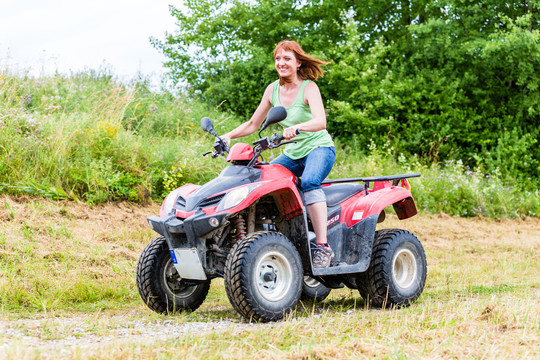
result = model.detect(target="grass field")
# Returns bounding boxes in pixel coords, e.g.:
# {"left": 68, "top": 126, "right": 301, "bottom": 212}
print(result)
{"left": 0, "top": 196, "right": 539, "bottom": 359}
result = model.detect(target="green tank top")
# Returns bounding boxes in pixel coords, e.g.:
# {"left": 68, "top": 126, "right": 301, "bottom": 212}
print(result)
{"left": 271, "top": 80, "right": 334, "bottom": 160}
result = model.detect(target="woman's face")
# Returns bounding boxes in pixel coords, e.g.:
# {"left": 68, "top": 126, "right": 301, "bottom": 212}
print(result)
{"left": 274, "top": 48, "right": 301, "bottom": 79}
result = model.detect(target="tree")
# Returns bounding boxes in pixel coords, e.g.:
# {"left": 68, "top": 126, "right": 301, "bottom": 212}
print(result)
{"left": 153, "top": 0, "right": 352, "bottom": 116}
{"left": 154, "top": 0, "right": 539, "bottom": 183}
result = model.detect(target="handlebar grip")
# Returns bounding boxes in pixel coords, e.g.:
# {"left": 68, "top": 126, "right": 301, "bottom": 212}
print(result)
{"left": 272, "top": 129, "right": 301, "bottom": 145}
{"left": 280, "top": 129, "right": 300, "bottom": 140}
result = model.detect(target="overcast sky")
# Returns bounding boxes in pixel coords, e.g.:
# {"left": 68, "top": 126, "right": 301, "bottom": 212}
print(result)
{"left": 0, "top": 0, "right": 178, "bottom": 82}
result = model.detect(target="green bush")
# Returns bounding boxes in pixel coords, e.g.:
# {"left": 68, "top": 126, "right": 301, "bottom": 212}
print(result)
{"left": 329, "top": 140, "right": 539, "bottom": 219}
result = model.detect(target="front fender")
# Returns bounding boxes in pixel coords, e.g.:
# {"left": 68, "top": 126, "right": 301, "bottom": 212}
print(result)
{"left": 342, "top": 187, "right": 417, "bottom": 226}
{"left": 216, "top": 178, "right": 304, "bottom": 220}
{"left": 159, "top": 183, "right": 201, "bottom": 217}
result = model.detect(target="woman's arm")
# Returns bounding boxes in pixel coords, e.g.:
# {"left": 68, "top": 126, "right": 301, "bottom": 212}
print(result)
{"left": 222, "top": 84, "right": 273, "bottom": 144}
{"left": 282, "top": 81, "right": 326, "bottom": 140}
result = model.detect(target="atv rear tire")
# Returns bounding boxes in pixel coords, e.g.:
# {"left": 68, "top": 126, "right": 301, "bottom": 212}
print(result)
{"left": 136, "top": 236, "right": 210, "bottom": 314}
{"left": 358, "top": 229, "right": 426, "bottom": 307}
{"left": 300, "top": 276, "right": 331, "bottom": 302}
{"left": 224, "top": 231, "right": 303, "bottom": 322}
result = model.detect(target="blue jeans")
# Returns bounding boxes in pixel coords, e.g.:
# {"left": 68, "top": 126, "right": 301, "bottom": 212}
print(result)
{"left": 271, "top": 147, "right": 336, "bottom": 204}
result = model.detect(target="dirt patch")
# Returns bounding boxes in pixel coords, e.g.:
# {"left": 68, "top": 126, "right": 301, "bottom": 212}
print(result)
{"left": 0, "top": 312, "right": 261, "bottom": 357}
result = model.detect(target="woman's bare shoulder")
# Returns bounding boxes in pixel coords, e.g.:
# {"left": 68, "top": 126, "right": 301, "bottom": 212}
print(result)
{"left": 261, "top": 82, "right": 275, "bottom": 102}
{"left": 305, "top": 80, "right": 320, "bottom": 91}
{"left": 304, "top": 81, "right": 322, "bottom": 103}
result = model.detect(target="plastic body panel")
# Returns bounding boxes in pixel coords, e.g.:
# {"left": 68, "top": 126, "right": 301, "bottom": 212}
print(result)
{"left": 150, "top": 158, "right": 419, "bottom": 279}
{"left": 227, "top": 143, "right": 254, "bottom": 162}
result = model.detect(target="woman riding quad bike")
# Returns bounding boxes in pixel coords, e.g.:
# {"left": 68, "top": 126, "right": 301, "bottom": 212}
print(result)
{"left": 136, "top": 106, "right": 427, "bottom": 322}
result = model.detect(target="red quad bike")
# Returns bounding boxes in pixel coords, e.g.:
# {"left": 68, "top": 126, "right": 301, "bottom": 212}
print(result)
{"left": 136, "top": 106, "right": 427, "bottom": 322}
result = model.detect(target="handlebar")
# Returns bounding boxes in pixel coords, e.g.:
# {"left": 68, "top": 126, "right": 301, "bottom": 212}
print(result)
{"left": 201, "top": 121, "right": 299, "bottom": 161}
{"left": 271, "top": 128, "right": 300, "bottom": 145}
{"left": 202, "top": 136, "right": 229, "bottom": 158}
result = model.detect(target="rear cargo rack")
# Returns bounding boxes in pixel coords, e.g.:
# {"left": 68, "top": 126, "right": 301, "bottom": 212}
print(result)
{"left": 322, "top": 173, "right": 421, "bottom": 196}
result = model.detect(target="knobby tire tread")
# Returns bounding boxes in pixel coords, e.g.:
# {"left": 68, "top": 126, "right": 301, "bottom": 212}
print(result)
{"left": 136, "top": 236, "right": 209, "bottom": 314}
{"left": 224, "top": 231, "right": 301, "bottom": 322}
{"left": 368, "top": 229, "right": 400, "bottom": 307}
{"left": 224, "top": 232, "right": 266, "bottom": 321}
{"left": 362, "top": 228, "right": 426, "bottom": 308}
{"left": 137, "top": 237, "right": 169, "bottom": 314}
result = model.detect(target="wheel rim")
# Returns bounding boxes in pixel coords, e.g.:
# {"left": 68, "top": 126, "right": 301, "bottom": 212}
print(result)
{"left": 163, "top": 259, "right": 198, "bottom": 299}
{"left": 256, "top": 251, "right": 293, "bottom": 302}
{"left": 303, "top": 276, "right": 321, "bottom": 289}
{"left": 392, "top": 248, "right": 417, "bottom": 290}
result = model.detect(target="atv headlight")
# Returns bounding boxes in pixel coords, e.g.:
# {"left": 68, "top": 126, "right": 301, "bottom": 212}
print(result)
{"left": 161, "top": 188, "right": 182, "bottom": 216}
{"left": 217, "top": 184, "right": 260, "bottom": 211}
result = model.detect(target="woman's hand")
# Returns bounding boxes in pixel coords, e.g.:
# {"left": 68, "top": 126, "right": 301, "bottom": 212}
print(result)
{"left": 283, "top": 126, "right": 300, "bottom": 140}
{"left": 219, "top": 134, "right": 232, "bottom": 147}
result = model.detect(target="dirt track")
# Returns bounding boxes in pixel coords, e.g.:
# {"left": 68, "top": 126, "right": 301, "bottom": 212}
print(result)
{"left": 0, "top": 313, "right": 260, "bottom": 358}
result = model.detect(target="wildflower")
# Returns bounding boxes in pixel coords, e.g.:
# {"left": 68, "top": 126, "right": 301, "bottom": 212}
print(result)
{"left": 98, "top": 121, "right": 118, "bottom": 137}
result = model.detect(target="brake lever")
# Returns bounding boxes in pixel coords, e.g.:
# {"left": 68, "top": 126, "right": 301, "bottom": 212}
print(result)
{"left": 215, "top": 137, "right": 230, "bottom": 154}
{"left": 278, "top": 140, "right": 297, "bottom": 147}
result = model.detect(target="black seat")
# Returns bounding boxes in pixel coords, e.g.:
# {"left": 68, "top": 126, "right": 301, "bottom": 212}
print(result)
{"left": 322, "top": 183, "right": 365, "bottom": 207}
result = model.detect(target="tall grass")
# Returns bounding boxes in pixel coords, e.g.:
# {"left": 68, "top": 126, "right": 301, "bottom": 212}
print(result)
{"left": 0, "top": 70, "right": 235, "bottom": 203}
{"left": 0, "top": 70, "right": 538, "bottom": 217}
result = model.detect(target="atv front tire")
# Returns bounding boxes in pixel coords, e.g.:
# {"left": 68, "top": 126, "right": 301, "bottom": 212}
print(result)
{"left": 224, "top": 231, "right": 303, "bottom": 322}
{"left": 136, "top": 236, "right": 210, "bottom": 314}
{"left": 358, "top": 229, "right": 427, "bottom": 307}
